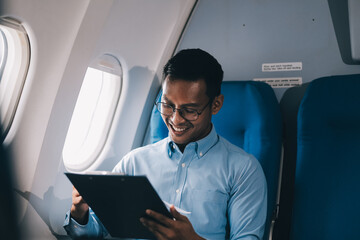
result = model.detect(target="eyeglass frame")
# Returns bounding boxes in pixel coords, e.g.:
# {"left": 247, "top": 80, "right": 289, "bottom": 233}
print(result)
{"left": 154, "top": 100, "right": 212, "bottom": 121}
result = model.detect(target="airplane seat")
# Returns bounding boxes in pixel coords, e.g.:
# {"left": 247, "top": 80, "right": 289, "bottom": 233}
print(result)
{"left": 149, "top": 81, "right": 283, "bottom": 239}
{"left": 290, "top": 74, "right": 360, "bottom": 240}
{"left": 273, "top": 83, "right": 309, "bottom": 240}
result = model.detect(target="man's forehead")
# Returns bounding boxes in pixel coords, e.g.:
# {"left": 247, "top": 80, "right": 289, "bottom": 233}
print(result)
{"left": 161, "top": 94, "right": 203, "bottom": 106}
{"left": 162, "top": 77, "right": 206, "bottom": 90}
{"left": 161, "top": 82, "right": 208, "bottom": 106}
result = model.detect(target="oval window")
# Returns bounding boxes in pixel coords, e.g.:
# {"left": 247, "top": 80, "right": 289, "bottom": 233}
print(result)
{"left": 63, "top": 54, "right": 122, "bottom": 171}
{"left": 0, "top": 18, "right": 30, "bottom": 137}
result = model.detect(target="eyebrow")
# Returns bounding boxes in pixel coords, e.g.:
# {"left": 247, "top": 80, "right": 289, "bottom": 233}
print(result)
{"left": 162, "top": 95, "right": 201, "bottom": 108}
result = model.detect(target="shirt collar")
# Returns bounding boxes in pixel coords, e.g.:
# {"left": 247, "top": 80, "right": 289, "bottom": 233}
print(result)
{"left": 167, "top": 124, "right": 219, "bottom": 159}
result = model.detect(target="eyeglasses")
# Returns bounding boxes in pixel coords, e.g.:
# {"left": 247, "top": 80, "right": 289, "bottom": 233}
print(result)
{"left": 155, "top": 101, "right": 211, "bottom": 121}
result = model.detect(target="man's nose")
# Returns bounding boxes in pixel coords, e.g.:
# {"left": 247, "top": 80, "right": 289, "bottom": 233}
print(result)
{"left": 170, "top": 109, "right": 186, "bottom": 124}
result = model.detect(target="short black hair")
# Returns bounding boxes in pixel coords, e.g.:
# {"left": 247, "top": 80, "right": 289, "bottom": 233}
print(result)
{"left": 163, "top": 48, "right": 223, "bottom": 100}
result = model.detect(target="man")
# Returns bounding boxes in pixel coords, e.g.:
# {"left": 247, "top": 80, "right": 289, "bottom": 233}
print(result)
{"left": 64, "top": 49, "right": 267, "bottom": 239}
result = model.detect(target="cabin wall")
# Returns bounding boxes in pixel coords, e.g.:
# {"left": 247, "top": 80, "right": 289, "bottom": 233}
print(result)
{"left": 1, "top": 0, "right": 92, "bottom": 238}
{"left": 177, "top": 0, "right": 360, "bottom": 100}
{"left": 2, "top": 0, "right": 196, "bottom": 239}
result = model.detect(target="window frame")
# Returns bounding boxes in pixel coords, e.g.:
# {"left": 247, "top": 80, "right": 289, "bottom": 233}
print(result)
{"left": 0, "top": 18, "right": 30, "bottom": 138}
{"left": 62, "top": 54, "right": 123, "bottom": 171}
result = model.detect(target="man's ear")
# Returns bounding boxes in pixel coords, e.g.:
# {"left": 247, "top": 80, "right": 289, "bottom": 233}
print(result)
{"left": 211, "top": 94, "right": 224, "bottom": 115}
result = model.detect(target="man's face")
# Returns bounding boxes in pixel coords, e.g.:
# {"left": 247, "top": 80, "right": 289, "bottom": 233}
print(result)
{"left": 161, "top": 77, "right": 214, "bottom": 146}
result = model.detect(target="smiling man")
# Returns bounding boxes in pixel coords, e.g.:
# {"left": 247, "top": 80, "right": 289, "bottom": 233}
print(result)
{"left": 64, "top": 49, "right": 267, "bottom": 240}
{"left": 159, "top": 79, "right": 217, "bottom": 151}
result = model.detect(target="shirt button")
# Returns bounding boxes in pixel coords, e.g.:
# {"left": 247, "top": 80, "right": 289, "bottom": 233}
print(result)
{"left": 176, "top": 189, "right": 180, "bottom": 193}
{"left": 199, "top": 152, "right": 203, "bottom": 157}
{"left": 182, "top": 163, "right": 186, "bottom": 168}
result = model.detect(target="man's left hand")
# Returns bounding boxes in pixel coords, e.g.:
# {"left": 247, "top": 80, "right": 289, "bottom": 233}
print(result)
{"left": 140, "top": 205, "right": 205, "bottom": 240}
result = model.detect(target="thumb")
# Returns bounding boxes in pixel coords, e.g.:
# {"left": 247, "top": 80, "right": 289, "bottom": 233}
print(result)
{"left": 170, "top": 205, "right": 184, "bottom": 220}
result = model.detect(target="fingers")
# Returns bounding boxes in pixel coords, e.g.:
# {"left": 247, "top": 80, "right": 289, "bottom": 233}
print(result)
{"left": 140, "top": 216, "right": 168, "bottom": 239}
{"left": 70, "top": 186, "right": 89, "bottom": 224}
{"left": 169, "top": 205, "right": 185, "bottom": 221}
{"left": 72, "top": 186, "right": 81, "bottom": 198}
{"left": 72, "top": 187, "right": 86, "bottom": 205}
{"left": 140, "top": 208, "right": 197, "bottom": 240}
{"left": 144, "top": 209, "right": 174, "bottom": 227}
{"left": 140, "top": 209, "right": 175, "bottom": 239}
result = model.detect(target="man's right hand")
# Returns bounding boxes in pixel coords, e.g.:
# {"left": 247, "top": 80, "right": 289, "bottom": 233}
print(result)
{"left": 70, "top": 186, "right": 89, "bottom": 225}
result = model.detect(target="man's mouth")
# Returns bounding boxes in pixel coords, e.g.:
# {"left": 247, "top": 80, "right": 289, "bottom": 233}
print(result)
{"left": 169, "top": 122, "right": 189, "bottom": 134}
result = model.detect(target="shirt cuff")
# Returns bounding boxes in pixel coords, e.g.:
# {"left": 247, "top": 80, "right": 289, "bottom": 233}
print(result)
{"left": 63, "top": 209, "right": 105, "bottom": 238}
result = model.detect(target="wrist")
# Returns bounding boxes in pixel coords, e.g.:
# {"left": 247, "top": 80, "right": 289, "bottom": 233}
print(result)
{"left": 70, "top": 210, "right": 89, "bottom": 225}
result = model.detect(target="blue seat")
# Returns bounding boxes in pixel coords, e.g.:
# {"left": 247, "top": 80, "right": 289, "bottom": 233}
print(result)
{"left": 290, "top": 74, "right": 360, "bottom": 239}
{"left": 149, "top": 81, "right": 282, "bottom": 238}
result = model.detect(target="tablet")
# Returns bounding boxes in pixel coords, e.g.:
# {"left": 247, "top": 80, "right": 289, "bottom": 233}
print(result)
{"left": 65, "top": 172, "right": 172, "bottom": 239}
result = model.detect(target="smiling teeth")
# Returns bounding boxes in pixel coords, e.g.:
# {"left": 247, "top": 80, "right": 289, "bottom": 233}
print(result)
{"left": 173, "top": 126, "right": 186, "bottom": 132}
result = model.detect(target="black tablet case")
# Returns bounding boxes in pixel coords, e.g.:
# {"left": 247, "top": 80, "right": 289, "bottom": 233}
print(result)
{"left": 65, "top": 172, "right": 172, "bottom": 239}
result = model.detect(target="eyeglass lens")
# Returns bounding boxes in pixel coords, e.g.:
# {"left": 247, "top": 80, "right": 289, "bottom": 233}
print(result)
{"left": 157, "top": 103, "right": 199, "bottom": 121}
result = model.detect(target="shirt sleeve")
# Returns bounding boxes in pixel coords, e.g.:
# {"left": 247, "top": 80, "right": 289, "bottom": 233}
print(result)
{"left": 63, "top": 208, "right": 108, "bottom": 239}
{"left": 112, "top": 152, "right": 134, "bottom": 174}
{"left": 228, "top": 155, "right": 268, "bottom": 240}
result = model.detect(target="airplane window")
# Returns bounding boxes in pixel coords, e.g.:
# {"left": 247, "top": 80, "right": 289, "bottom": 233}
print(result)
{"left": 63, "top": 54, "right": 122, "bottom": 171}
{"left": 0, "top": 18, "right": 30, "bottom": 137}
{"left": 0, "top": 29, "right": 7, "bottom": 78}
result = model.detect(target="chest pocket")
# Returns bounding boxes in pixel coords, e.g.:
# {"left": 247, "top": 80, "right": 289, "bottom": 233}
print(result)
{"left": 189, "top": 189, "right": 228, "bottom": 237}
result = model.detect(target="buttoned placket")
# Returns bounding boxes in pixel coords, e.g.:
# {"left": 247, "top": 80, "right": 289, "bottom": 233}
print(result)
{"left": 170, "top": 142, "right": 197, "bottom": 207}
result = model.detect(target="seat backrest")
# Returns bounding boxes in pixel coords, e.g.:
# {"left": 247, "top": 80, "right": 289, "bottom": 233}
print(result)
{"left": 149, "top": 81, "right": 282, "bottom": 238}
{"left": 290, "top": 74, "right": 360, "bottom": 240}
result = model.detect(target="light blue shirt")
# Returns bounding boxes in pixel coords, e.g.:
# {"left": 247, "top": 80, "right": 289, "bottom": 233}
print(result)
{"left": 64, "top": 126, "right": 267, "bottom": 239}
